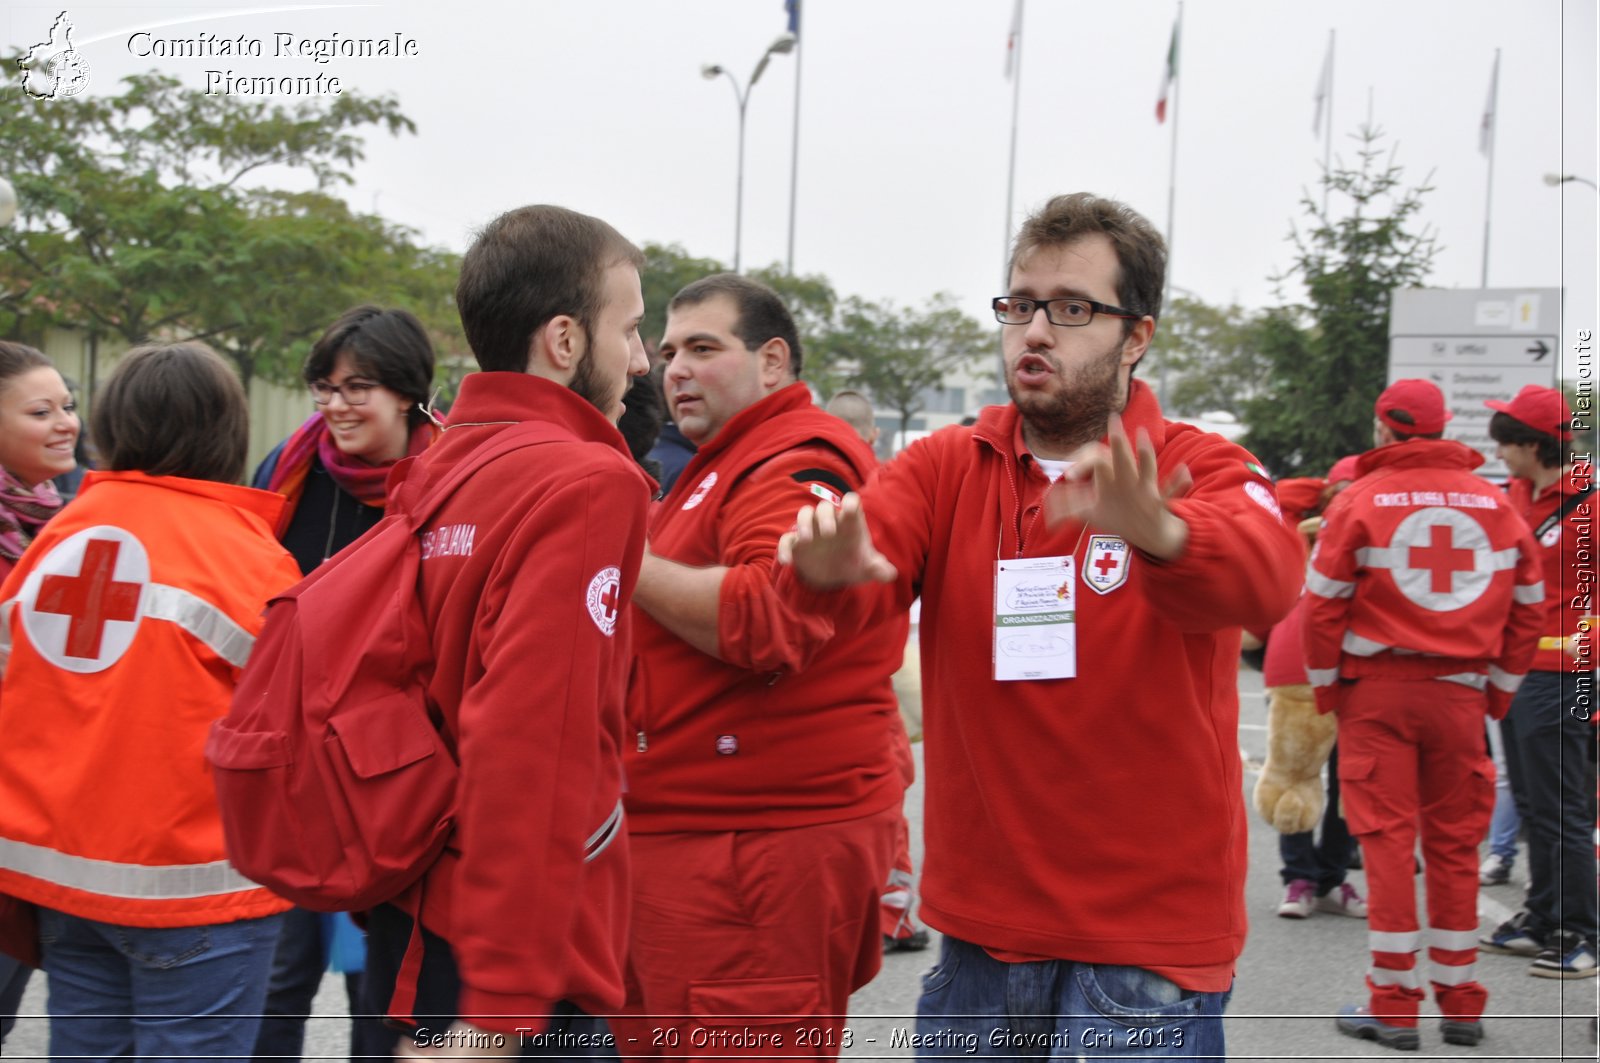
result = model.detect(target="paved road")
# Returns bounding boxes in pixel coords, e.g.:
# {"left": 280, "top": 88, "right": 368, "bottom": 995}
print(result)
{"left": 7, "top": 669, "right": 1596, "bottom": 1060}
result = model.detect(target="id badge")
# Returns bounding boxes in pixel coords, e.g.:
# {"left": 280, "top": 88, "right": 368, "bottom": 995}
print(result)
{"left": 994, "top": 555, "right": 1077, "bottom": 681}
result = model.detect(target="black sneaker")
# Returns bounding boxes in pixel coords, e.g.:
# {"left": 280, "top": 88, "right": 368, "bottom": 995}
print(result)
{"left": 1440, "top": 1019, "right": 1484, "bottom": 1045}
{"left": 1479, "top": 910, "right": 1545, "bottom": 956}
{"left": 884, "top": 928, "right": 931, "bottom": 953}
{"left": 1336, "top": 1005, "right": 1420, "bottom": 1050}
{"left": 1528, "top": 930, "right": 1598, "bottom": 979}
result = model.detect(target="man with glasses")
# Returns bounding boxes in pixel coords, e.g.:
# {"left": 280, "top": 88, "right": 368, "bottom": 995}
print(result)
{"left": 778, "top": 193, "right": 1303, "bottom": 1058}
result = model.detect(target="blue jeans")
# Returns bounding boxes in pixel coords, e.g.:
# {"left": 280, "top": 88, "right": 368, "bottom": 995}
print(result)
{"left": 0, "top": 951, "right": 32, "bottom": 1043}
{"left": 38, "top": 907, "right": 283, "bottom": 1062}
{"left": 915, "top": 936, "right": 1230, "bottom": 1060}
{"left": 1484, "top": 718, "right": 1521, "bottom": 860}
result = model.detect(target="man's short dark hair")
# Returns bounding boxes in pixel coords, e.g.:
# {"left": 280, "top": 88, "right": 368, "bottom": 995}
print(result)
{"left": 1379, "top": 407, "right": 1444, "bottom": 442}
{"left": 92, "top": 342, "right": 248, "bottom": 484}
{"left": 303, "top": 306, "right": 437, "bottom": 428}
{"left": 668, "top": 273, "right": 803, "bottom": 379}
{"left": 1010, "top": 193, "right": 1167, "bottom": 326}
{"left": 455, "top": 205, "right": 645, "bottom": 373}
{"left": 1489, "top": 410, "right": 1566, "bottom": 468}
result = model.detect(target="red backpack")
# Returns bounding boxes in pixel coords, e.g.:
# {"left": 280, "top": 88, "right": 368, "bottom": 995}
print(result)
{"left": 206, "top": 425, "right": 554, "bottom": 912}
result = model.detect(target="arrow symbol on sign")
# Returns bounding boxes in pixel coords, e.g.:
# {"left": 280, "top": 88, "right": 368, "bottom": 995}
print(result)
{"left": 1528, "top": 340, "right": 1551, "bottom": 361}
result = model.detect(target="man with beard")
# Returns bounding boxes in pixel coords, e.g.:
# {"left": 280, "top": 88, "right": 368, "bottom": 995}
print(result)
{"left": 777, "top": 192, "right": 1304, "bottom": 1058}
{"left": 611, "top": 273, "right": 903, "bottom": 1059}
{"left": 359, "top": 204, "right": 655, "bottom": 1058}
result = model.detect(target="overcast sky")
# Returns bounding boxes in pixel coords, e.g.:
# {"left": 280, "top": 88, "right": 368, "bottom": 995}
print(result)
{"left": 7, "top": 0, "right": 1596, "bottom": 379}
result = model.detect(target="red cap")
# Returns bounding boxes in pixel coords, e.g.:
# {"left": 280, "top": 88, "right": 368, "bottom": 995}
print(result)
{"left": 1376, "top": 379, "right": 1452, "bottom": 435}
{"left": 1484, "top": 384, "right": 1572, "bottom": 440}
{"left": 1325, "top": 455, "right": 1362, "bottom": 485}
{"left": 1273, "top": 477, "right": 1326, "bottom": 523}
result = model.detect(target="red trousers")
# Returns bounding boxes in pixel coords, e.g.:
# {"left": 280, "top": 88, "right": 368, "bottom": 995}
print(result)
{"left": 612, "top": 805, "right": 897, "bottom": 1061}
{"left": 1336, "top": 678, "right": 1495, "bottom": 1025}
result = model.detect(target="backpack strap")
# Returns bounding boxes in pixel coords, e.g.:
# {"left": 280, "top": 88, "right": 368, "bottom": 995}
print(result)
{"left": 394, "top": 423, "right": 569, "bottom": 532}
{"left": 1534, "top": 484, "right": 1594, "bottom": 540}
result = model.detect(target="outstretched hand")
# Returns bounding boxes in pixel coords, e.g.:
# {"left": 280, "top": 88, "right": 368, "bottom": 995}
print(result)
{"left": 1045, "top": 417, "right": 1192, "bottom": 561}
{"left": 777, "top": 492, "right": 898, "bottom": 589}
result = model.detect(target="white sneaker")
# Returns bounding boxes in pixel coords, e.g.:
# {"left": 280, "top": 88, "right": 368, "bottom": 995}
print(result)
{"left": 1479, "top": 854, "right": 1513, "bottom": 885}
{"left": 1315, "top": 883, "right": 1368, "bottom": 918}
{"left": 1277, "top": 879, "right": 1316, "bottom": 919}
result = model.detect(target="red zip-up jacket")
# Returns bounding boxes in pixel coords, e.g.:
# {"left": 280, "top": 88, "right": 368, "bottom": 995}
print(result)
{"left": 626, "top": 382, "right": 904, "bottom": 832}
{"left": 403, "top": 373, "right": 652, "bottom": 1032}
{"left": 1303, "top": 439, "right": 1544, "bottom": 719}
{"left": 1508, "top": 467, "right": 1595, "bottom": 674}
{"left": 778, "top": 381, "right": 1303, "bottom": 975}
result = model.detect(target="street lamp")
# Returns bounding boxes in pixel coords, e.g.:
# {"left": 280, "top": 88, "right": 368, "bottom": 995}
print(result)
{"left": 701, "top": 32, "right": 797, "bottom": 273}
{"left": 1543, "top": 173, "right": 1599, "bottom": 191}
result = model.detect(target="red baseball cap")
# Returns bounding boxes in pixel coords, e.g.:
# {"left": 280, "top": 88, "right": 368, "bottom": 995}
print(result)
{"left": 1325, "top": 455, "right": 1362, "bottom": 485}
{"left": 1484, "top": 384, "right": 1572, "bottom": 440}
{"left": 1376, "top": 379, "right": 1452, "bottom": 435}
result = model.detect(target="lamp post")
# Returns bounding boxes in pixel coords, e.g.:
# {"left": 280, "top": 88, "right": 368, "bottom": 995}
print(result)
{"left": 1544, "top": 173, "right": 1599, "bottom": 191}
{"left": 702, "top": 32, "right": 796, "bottom": 273}
{"left": 0, "top": 176, "right": 16, "bottom": 228}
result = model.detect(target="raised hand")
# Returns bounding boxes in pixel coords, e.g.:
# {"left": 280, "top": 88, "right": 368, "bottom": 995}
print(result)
{"left": 1046, "top": 416, "right": 1192, "bottom": 561}
{"left": 777, "top": 492, "right": 898, "bottom": 589}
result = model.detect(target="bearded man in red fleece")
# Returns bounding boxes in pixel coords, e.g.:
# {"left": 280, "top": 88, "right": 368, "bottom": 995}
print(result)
{"left": 779, "top": 192, "right": 1304, "bottom": 1059}
{"left": 611, "top": 274, "right": 905, "bottom": 1060}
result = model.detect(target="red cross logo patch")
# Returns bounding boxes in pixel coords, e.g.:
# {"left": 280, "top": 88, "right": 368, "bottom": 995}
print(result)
{"left": 1372, "top": 508, "right": 1500, "bottom": 612}
{"left": 585, "top": 566, "right": 622, "bottom": 636}
{"left": 19, "top": 526, "right": 150, "bottom": 673}
{"left": 682, "top": 471, "right": 718, "bottom": 511}
{"left": 1083, "top": 535, "right": 1130, "bottom": 595}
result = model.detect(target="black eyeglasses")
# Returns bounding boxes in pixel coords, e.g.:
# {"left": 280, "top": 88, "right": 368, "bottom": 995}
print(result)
{"left": 992, "top": 296, "right": 1143, "bottom": 327}
{"left": 309, "top": 380, "right": 380, "bottom": 406}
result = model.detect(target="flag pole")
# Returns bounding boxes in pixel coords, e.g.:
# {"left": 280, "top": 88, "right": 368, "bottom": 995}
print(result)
{"left": 1002, "top": 0, "right": 1024, "bottom": 288}
{"left": 1164, "top": 1, "right": 1177, "bottom": 315}
{"left": 1322, "top": 29, "right": 1334, "bottom": 217}
{"left": 785, "top": 2, "right": 803, "bottom": 273}
{"left": 1481, "top": 48, "right": 1499, "bottom": 288}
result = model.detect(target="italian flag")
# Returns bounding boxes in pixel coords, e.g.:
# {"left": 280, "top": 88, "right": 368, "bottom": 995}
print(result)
{"left": 1155, "top": 19, "right": 1179, "bottom": 123}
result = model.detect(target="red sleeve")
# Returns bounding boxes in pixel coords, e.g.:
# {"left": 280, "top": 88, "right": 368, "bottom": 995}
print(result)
{"left": 717, "top": 445, "right": 877, "bottom": 673}
{"left": 1489, "top": 521, "right": 1548, "bottom": 719}
{"left": 1302, "top": 493, "right": 1362, "bottom": 714}
{"left": 1137, "top": 432, "right": 1305, "bottom": 633}
{"left": 452, "top": 466, "right": 647, "bottom": 1028}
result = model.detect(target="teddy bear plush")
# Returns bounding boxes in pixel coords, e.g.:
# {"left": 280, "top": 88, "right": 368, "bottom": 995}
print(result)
{"left": 1250, "top": 506, "right": 1339, "bottom": 835}
{"left": 1253, "top": 680, "right": 1338, "bottom": 834}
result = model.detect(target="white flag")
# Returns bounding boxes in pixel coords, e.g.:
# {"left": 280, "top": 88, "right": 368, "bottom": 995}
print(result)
{"left": 1479, "top": 51, "right": 1499, "bottom": 157}
{"left": 1312, "top": 32, "right": 1333, "bottom": 135}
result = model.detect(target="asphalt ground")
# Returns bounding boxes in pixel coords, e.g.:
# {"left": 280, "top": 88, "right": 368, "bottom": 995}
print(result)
{"left": 7, "top": 667, "right": 1597, "bottom": 1060}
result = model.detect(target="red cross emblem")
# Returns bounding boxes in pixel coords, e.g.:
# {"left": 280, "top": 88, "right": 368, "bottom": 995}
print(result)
{"left": 586, "top": 566, "right": 623, "bottom": 636}
{"left": 36, "top": 538, "right": 142, "bottom": 659}
{"left": 1408, "top": 524, "right": 1476, "bottom": 593}
{"left": 1084, "top": 535, "right": 1130, "bottom": 595}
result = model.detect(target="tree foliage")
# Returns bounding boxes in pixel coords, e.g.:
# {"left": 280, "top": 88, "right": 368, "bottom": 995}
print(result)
{"left": 1242, "top": 124, "right": 1440, "bottom": 475}
{"left": 820, "top": 293, "right": 990, "bottom": 440}
{"left": 1146, "top": 296, "right": 1273, "bottom": 417}
{"left": 0, "top": 68, "right": 459, "bottom": 388}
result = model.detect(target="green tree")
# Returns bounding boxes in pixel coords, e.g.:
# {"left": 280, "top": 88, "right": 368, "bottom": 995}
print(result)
{"left": 639, "top": 242, "right": 725, "bottom": 350}
{"left": 1146, "top": 296, "right": 1273, "bottom": 418}
{"left": 1242, "top": 124, "right": 1440, "bottom": 475}
{"left": 0, "top": 69, "right": 449, "bottom": 388}
{"left": 822, "top": 293, "right": 990, "bottom": 442}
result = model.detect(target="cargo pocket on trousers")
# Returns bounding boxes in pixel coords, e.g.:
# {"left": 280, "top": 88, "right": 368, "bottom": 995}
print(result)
{"left": 1336, "top": 753, "right": 1381, "bottom": 836}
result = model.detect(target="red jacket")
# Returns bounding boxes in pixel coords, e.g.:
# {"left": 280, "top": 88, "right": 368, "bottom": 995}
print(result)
{"left": 1508, "top": 466, "right": 1595, "bottom": 673}
{"left": 626, "top": 382, "right": 905, "bottom": 832}
{"left": 1303, "top": 439, "right": 1544, "bottom": 719}
{"left": 778, "top": 381, "right": 1303, "bottom": 972}
{"left": 403, "top": 373, "right": 652, "bottom": 1032}
{"left": 0, "top": 472, "right": 298, "bottom": 927}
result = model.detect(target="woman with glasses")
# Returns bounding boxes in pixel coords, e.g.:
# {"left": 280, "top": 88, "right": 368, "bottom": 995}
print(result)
{"left": 251, "top": 306, "right": 437, "bottom": 1062}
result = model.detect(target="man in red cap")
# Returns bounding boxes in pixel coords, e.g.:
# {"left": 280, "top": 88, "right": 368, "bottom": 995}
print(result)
{"left": 1478, "top": 384, "right": 1598, "bottom": 979}
{"left": 1304, "top": 379, "right": 1545, "bottom": 1050}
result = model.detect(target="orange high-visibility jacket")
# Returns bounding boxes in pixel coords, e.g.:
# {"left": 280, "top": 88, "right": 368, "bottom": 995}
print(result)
{"left": 0, "top": 470, "right": 301, "bottom": 928}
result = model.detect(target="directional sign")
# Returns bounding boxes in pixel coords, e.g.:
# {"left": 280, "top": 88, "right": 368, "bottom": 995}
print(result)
{"left": 1389, "top": 288, "right": 1561, "bottom": 479}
